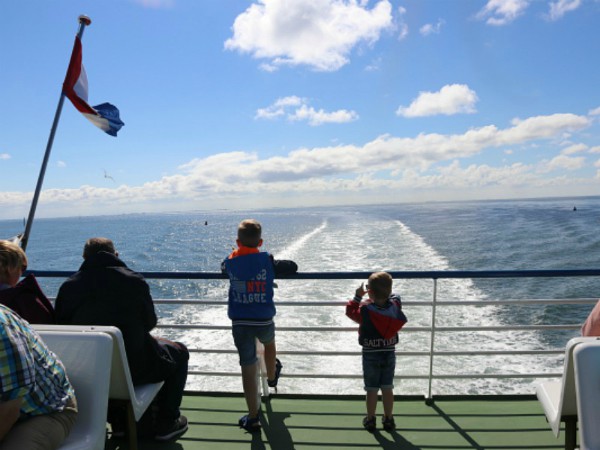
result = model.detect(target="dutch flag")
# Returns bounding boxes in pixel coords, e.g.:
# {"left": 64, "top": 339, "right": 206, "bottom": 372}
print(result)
{"left": 62, "top": 36, "right": 124, "bottom": 137}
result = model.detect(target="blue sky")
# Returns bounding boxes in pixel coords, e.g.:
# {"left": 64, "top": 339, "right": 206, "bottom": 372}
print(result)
{"left": 1, "top": 0, "right": 599, "bottom": 220}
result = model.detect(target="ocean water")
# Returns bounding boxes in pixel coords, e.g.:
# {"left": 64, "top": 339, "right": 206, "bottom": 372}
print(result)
{"left": 1, "top": 196, "right": 599, "bottom": 395}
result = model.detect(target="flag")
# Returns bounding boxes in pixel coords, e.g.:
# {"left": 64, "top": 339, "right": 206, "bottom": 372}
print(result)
{"left": 62, "top": 36, "right": 124, "bottom": 137}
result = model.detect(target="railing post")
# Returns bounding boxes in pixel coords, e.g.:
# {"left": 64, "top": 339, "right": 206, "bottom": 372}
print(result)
{"left": 426, "top": 278, "right": 438, "bottom": 404}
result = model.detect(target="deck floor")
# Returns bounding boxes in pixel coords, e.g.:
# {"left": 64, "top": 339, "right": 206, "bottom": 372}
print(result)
{"left": 105, "top": 394, "right": 570, "bottom": 450}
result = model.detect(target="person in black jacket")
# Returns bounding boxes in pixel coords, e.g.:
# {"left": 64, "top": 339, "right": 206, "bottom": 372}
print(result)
{"left": 54, "top": 237, "right": 188, "bottom": 442}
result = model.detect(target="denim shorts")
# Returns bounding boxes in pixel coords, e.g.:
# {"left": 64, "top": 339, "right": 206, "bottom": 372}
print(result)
{"left": 232, "top": 323, "right": 275, "bottom": 366}
{"left": 362, "top": 350, "right": 396, "bottom": 391}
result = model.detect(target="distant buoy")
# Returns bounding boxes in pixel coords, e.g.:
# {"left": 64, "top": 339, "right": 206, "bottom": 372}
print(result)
{"left": 573, "top": 206, "right": 577, "bottom": 211}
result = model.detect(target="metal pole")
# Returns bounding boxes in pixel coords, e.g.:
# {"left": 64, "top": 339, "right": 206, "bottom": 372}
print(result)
{"left": 426, "top": 278, "right": 438, "bottom": 404}
{"left": 21, "top": 15, "right": 91, "bottom": 251}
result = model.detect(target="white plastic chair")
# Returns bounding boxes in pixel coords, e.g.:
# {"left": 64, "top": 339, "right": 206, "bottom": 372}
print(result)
{"left": 34, "top": 324, "right": 164, "bottom": 450}
{"left": 574, "top": 341, "right": 600, "bottom": 450}
{"left": 536, "top": 336, "right": 600, "bottom": 450}
{"left": 39, "top": 331, "right": 113, "bottom": 450}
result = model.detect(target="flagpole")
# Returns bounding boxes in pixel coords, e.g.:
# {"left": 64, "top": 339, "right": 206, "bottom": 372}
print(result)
{"left": 21, "top": 15, "right": 91, "bottom": 251}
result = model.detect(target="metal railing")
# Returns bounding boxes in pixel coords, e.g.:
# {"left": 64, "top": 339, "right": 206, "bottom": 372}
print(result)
{"left": 32, "top": 269, "right": 600, "bottom": 399}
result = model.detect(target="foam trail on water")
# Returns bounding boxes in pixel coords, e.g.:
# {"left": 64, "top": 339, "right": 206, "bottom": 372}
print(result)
{"left": 275, "top": 220, "right": 328, "bottom": 261}
{"left": 393, "top": 220, "right": 550, "bottom": 395}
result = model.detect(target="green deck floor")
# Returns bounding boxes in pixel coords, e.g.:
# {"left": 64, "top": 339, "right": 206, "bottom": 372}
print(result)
{"left": 105, "top": 394, "right": 571, "bottom": 450}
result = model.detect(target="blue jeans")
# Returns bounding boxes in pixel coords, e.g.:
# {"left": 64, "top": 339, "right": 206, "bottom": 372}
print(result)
{"left": 362, "top": 350, "right": 396, "bottom": 391}
{"left": 232, "top": 323, "right": 275, "bottom": 366}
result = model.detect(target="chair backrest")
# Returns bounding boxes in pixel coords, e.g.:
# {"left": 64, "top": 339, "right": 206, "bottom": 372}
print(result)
{"left": 556, "top": 336, "right": 600, "bottom": 417}
{"left": 34, "top": 324, "right": 164, "bottom": 421}
{"left": 574, "top": 341, "right": 600, "bottom": 450}
{"left": 34, "top": 324, "right": 138, "bottom": 398}
{"left": 38, "top": 330, "right": 112, "bottom": 450}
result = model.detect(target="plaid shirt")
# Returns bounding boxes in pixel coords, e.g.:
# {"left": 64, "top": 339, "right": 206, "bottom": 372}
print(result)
{"left": 0, "top": 304, "right": 75, "bottom": 417}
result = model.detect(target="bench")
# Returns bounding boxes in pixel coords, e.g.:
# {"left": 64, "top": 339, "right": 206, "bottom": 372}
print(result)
{"left": 38, "top": 330, "right": 112, "bottom": 450}
{"left": 573, "top": 341, "right": 600, "bottom": 450}
{"left": 536, "top": 336, "right": 600, "bottom": 450}
{"left": 35, "top": 324, "right": 164, "bottom": 450}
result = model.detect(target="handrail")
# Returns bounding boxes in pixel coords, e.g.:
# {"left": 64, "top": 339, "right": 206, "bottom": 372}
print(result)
{"left": 31, "top": 269, "right": 600, "bottom": 398}
{"left": 27, "top": 269, "right": 600, "bottom": 279}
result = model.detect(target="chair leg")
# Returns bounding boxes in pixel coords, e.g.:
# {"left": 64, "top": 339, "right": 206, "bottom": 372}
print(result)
{"left": 126, "top": 402, "right": 138, "bottom": 450}
{"left": 564, "top": 417, "right": 577, "bottom": 450}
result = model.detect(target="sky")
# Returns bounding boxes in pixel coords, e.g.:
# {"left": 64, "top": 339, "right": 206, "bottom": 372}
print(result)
{"left": 1, "top": 0, "right": 599, "bottom": 220}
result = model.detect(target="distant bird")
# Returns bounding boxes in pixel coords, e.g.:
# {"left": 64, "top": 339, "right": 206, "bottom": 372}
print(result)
{"left": 103, "top": 169, "right": 116, "bottom": 183}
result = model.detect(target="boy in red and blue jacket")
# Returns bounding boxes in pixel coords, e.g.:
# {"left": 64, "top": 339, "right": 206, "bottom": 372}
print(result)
{"left": 346, "top": 271, "right": 407, "bottom": 432}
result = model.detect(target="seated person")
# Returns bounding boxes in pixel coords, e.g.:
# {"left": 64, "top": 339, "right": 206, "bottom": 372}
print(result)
{"left": 0, "top": 303, "right": 77, "bottom": 450}
{"left": 0, "top": 240, "right": 55, "bottom": 324}
{"left": 55, "top": 237, "right": 189, "bottom": 442}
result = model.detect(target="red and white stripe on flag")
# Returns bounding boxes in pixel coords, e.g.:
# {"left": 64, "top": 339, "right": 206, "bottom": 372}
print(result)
{"left": 62, "top": 36, "right": 124, "bottom": 136}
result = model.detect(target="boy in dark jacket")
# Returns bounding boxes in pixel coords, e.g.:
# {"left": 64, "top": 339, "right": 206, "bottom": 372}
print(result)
{"left": 222, "top": 219, "right": 297, "bottom": 433}
{"left": 346, "top": 271, "right": 407, "bottom": 432}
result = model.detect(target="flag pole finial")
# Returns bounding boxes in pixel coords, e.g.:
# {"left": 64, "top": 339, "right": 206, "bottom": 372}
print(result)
{"left": 78, "top": 15, "right": 91, "bottom": 26}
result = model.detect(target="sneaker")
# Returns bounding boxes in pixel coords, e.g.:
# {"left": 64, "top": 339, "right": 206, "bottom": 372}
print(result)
{"left": 267, "top": 358, "right": 283, "bottom": 388}
{"left": 239, "top": 414, "right": 261, "bottom": 433}
{"left": 154, "top": 415, "right": 188, "bottom": 441}
{"left": 363, "top": 415, "right": 376, "bottom": 432}
{"left": 382, "top": 416, "right": 395, "bottom": 432}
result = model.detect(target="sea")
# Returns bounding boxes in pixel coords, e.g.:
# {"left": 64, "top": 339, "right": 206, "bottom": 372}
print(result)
{"left": 1, "top": 196, "right": 599, "bottom": 396}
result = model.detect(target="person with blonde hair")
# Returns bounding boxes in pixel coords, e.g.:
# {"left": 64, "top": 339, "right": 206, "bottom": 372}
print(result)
{"left": 0, "top": 240, "right": 55, "bottom": 324}
{"left": 345, "top": 271, "right": 407, "bottom": 432}
{"left": 222, "top": 219, "right": 298, "bottom": 433}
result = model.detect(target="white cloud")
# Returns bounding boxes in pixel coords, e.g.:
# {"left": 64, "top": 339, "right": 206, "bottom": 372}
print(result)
{"left": 289, "top": 105, "right": 358, "bottom": 126}
{"left": 397, "top": 22, "right": 409, "bottom": 40}
{"left": 224, "top": 0, "right": 394, "bottom": 71}
{"left": 539, "top": 154, "right": 586, "bottom": 173}
{"left": 132, "top": 0, "right": 174, "bottom": 9}
{"left": 0, "top": 112, "right": 592, "bottom": 214}
{"left": 420, "top": 19, "right": 445, "bottom": 36}
{"left": 561, "top": 143, "right": 587, "bottom": 154}
{"left": 365, "top": 57, "right": 382, "bottom": 71}
{"left": 589, "top": 106, "right": 600, "bottom": 116}
{"left": 396, "top": 84, "right": 479, "bottom": 117}
{"left": 589, "top": 146, "right": 600, "bottom": 154}
{"left": 0, "top": 153, "right": 10, "bottom": 160}
{"left": 256, "top": 96, "right": 358, "bottom": 126}
{"left": 255, "top": 96, "right": 304, "bottom": 119}
{"left": 397, "top": 6, "right": 409, "bottom": 40}
{"left": 546, "top": 0, "right": 581, "bottom": 21}
{"left": 57, "top": 161, "right": 67, "bottom": 168}
{"left": 475, "top": 0, "right": 530, "bottom": 26}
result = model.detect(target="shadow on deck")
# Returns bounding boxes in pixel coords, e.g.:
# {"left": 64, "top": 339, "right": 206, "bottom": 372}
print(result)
{"left": 105, "top": 394, "right": 568, "bottom": 450}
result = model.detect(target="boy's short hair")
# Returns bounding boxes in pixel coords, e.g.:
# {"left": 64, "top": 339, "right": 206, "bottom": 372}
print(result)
{"left": 368, "top": 271, "right": 393, "bottom": 300}
{"left": 237, "top": 219, "right": 262, "bottom": 248}
{"left": 0, "top": 240, "right": 28, "bottom": 280}
{"left": 83, "top": 237, "right": 116, "bottom": 259}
